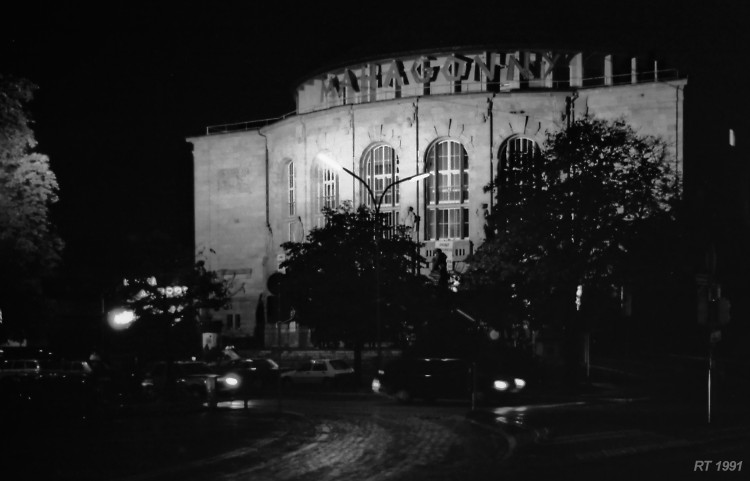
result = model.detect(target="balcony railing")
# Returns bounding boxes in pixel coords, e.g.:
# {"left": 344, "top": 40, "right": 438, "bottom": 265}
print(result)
{"left": 206, "top": 110, "right": 297, "bottom": 135}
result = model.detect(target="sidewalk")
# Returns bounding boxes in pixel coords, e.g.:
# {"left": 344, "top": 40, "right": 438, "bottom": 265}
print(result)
{"left": 466, "top": 355, "right": 750, "bottom": 464}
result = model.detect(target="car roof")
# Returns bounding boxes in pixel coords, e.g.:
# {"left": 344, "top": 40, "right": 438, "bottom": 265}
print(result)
{"left": 398, "top": 357, "right": 465, "bottom": 362}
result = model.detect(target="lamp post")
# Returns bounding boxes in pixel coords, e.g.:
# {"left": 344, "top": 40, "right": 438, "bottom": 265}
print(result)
{"left": 321, "top": 157, "right": 430, "bottom": 368}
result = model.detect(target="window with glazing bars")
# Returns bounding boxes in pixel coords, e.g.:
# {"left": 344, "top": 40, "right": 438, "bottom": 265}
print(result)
{"left": 499, "top": 136, "right": 541, "bottom": 200}
{"left": 364, "top": 145, "right": 400, "bottom": 208}
{"left": 424, "top": 140, "right": 469, "bottom": 239}
{"left": 318, "top": 167, "right": 338, "bottom": 211}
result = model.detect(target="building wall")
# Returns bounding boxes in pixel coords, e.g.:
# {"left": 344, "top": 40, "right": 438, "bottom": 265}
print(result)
{"left": 190, "top": 67, "right": 686, "bottom": 340}
{"left": 191, "top": 132, "right": 268, "bottom": 337}
{"left": 582, "top": 82, "right": 685, "bottom": 177}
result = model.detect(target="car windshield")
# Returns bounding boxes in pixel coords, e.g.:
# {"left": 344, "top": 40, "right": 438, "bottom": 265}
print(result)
{"left": 255, "top": 359, "right": 279, "bottom": 369}
{"left": 329, "top": 360, "right": 349, "bottom": 370}
{"left": 181, "top": 363, "right": 213, "bottom": 375}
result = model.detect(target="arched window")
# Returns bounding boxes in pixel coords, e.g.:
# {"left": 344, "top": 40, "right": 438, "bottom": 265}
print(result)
{"left": 362, "top": 144, "right": 400, "bottom": 227}
{"left": 498, "top": 135, "right": 542, "bottom": 202}
{"left": 424, "top": 140, "right": 469, "bottom": 240}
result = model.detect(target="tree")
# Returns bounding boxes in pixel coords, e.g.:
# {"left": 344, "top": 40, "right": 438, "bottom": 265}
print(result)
{"left": 280, "top": 202, "right": 430, "bottom": 374}
{"left": 0, "top": 75, "right": 63, "bottom": 342}
{"left": 118, "top": 252, "right": 232, "bottom": 360}
{"left": 464, "top": 116, "right": 684, "bottom": 344}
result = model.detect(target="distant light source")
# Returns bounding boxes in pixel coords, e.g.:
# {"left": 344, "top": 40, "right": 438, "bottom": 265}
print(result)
{"left": 493, "top": 380, "right": 510, "bottom": 391}
{"left": 220, "top": 375, "right": 240, "bottom": 388}
{"left": 408, "top": 172, "right": 431, "bottom": 182}
{"left": 108, "top": 308, "right": 136, "bottom": 330}
{"left": 317, "top": 152, "right": 341, "bottom": 172}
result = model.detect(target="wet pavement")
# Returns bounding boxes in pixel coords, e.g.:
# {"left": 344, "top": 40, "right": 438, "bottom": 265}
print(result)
{"left": 3, "top": 355, "right": 748, "bottom": 480}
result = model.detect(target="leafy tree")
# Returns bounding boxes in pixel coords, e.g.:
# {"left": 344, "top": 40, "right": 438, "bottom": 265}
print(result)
{"left": 280, "top": 202, "right": 430, "bottom": 373}
{"left": 0, "top": 75, "right": 63, "bottom": 341}
{"left": 117, "top": 252, "right": 232, "bottom": 360}
{"left": 464, "top": 116, "right": 684, "bottom": 342}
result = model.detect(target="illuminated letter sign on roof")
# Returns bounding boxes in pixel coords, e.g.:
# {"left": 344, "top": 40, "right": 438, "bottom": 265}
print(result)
{"left": 506, "top": 54, "right": 535, "bottom": 80}
{"left": 321, "top": 74, "right": 340, "bottom": 100}
{"left": 411, "top": 56, "right": 438, "bottom": 83}
{"left": 316, "top": 50, "right": 581, "bottom": 106}
{"left": 339, "top": 69, "right": 360, "bottom": 93}
{"left": 442, "top": 55, "right": 471, "bottom": 82}
{"left": 359, "top": 64, "right": 379, "bottom": 88}
{"left": 382, "top": 60, "right": 409, "bottom": 87}
{"left": 541, "top": 52, "right": 563, "bottom": 77}
{"left": 473, "top": 53, "right": 501, "bottom": 81}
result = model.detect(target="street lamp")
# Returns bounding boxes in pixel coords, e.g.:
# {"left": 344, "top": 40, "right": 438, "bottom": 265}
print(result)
{"left": 320, "top": 155, "right": 430, "bottom": 367}
{"left": 107, "top": 307, "right": 136, "bottom": 331}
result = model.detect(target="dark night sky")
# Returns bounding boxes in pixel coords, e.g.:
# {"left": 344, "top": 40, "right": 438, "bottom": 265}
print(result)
{"left": 1, "top": 2, "right": 747, "bottom": 299}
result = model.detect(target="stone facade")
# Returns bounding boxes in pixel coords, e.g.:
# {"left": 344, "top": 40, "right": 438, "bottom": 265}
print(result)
{"left": 188, "top": 47, "right": 686, "bottom": 341}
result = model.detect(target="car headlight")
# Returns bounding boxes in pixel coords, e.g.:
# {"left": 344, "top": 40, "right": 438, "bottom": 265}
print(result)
{"left": 219, "top": 375, "right": 240, "bottom": 388}
{"left": 493, "top": 380, "right": 509, "bottom": 391}
{"left": 514, "top": 378, "right": 526, "bottom": 389}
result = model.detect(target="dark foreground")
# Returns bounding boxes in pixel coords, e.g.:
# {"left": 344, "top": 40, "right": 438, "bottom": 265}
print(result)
{"left": 3, "top": 356, "right": 749, "bottom": 481}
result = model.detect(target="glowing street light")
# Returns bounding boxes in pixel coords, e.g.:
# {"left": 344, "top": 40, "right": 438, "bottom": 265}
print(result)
{"left": 108, "top": 307, "right": 136, "bottom": 330}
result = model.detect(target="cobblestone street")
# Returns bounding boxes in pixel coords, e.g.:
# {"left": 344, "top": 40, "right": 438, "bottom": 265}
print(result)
{"left": 204, "top": 413, "right": 508, "bottom": 481}
{"left": 7, "top": 359, "right": 749, "bottom": 481}
{"left": 6, "top": 396, "right": 510, "bottom": 481}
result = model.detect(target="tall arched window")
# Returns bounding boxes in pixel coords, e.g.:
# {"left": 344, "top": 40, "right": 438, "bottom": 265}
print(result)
{"left": 362, "top": 144, "right": 400, "bottom": 227}
{"left": 498, "top": 135, "right": 541, "bottom": 203}
{"left": 424, "top": 140, "right": 469, "bottom": 239}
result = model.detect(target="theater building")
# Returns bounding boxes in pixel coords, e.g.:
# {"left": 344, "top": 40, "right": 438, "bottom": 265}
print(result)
{"left": 188, "top": 46, "right": 686, "bottom": 342}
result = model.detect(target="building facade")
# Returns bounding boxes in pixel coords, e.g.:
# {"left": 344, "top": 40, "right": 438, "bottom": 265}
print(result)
{"left": 188, "top": 46, "right": 686, "bottom": 341}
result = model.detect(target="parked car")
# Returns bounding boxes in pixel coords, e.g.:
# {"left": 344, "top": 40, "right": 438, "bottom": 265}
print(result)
{"left": 280, "top": 359, "right": 354, "bottom": 387}
{"left": 0, "top": 358, "right": 100, "bottom": 417}
{"left": 0, "top": 358, "right": 48, "bottom": 380}
{"left": 372, "top": 357, "right": 526, "bottom": 404}
{"left": 141, "top": 361, "right": 219, "bottom": 400}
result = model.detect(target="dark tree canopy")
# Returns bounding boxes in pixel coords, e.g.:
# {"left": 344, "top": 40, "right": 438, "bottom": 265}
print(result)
{"left": 464, "top": 116, "right": 684, "bottom": 332}
{"left": 280, "top": 202, "right": 429, "bottom": 348}
{"left": 0, "top": 75, "right": 63, "bottom": 341}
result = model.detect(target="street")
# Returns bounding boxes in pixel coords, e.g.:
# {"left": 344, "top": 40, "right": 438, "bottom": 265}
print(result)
{"left": 4, "top": 376, "right": 749, "bottom": 481}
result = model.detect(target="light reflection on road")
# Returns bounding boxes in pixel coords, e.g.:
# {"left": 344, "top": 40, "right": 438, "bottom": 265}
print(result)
{"left": 491, "top": 401, "right": 588, "bottom": 427}
{"left": 213, "top": 399, "right": 263, "bottom": 410}
{"left": 492, "top": 401, "right": 588, "bottom": 416}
